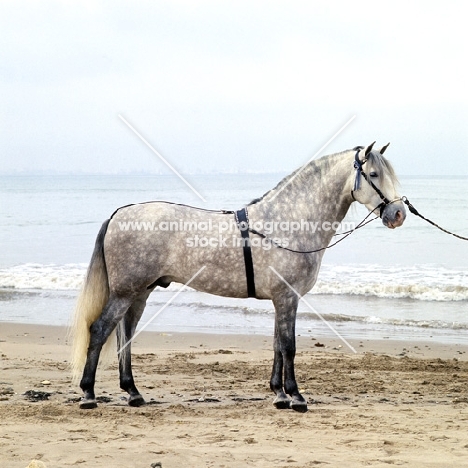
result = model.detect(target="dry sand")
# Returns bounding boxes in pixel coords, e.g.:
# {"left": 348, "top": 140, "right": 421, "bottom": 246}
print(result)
{"left": 1, "top": 322, "right": 468, "bottom": 467}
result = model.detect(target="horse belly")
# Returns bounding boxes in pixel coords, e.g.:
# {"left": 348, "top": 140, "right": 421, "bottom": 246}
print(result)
{"left": 169, "top": 235, "right": 250, "bottom": 298}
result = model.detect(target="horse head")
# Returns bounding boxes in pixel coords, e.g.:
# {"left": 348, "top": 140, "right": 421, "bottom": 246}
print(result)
{"left": 351, "top": 142, "right": 406, "bottom": 229}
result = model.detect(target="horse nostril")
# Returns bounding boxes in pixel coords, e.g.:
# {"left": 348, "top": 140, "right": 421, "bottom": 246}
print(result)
{"left": 395, "top": 210, "right": 402, "bottom": 221}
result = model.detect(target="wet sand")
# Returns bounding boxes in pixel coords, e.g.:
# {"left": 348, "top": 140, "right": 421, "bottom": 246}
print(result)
{"left": 1, "top": 323, "right": 468, "bottom": 467}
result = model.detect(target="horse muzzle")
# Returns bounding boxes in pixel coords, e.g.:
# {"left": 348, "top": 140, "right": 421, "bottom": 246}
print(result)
{"left": 381, "top": 201, "right": 406, "bottom": 229}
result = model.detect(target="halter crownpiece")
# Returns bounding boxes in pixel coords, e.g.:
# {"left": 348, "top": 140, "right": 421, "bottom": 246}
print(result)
{"left": 352, "top": 141, "right": 374, "bottom": 191}
{"left": 353, "top": 152, "right": 364, "bottom": 191}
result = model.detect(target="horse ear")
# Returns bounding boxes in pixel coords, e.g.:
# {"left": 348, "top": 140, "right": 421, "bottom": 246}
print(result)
{"left": 365, "top": 141, "right": 376, "bottom": 156}
{"left": 380, "top": 142, "right": 390, "bottom": 154}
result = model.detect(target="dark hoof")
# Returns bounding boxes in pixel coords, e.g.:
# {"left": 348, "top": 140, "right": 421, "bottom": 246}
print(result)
{"left": 79, "top": 398, "right": 98, "bottom": 410}
{"left": 128, "top": 394, "right": 146, "bottom": 407}
{"left": 290, "top": 400, "right": 308, "bottom": 413}
{"left": 273, "top": 394, "right": 291, "bottom": 410}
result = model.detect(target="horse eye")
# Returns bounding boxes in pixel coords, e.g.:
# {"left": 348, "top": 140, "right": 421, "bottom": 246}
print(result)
{"left": 369, "top": 171, "right": 378, "bottom": 178}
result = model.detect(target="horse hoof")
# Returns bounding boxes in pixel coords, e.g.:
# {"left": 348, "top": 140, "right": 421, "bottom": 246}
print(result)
{"left": 290, "top": 400, "right": 308, "bottom": 413}
{"left": 79, "top": 398, "right": 98, "bottom": 410}
{"left": 273, "top": 395, "right": 291, "bottom": 410}
{"left": 128, "top": 394, "right": 146, "bottom": 407}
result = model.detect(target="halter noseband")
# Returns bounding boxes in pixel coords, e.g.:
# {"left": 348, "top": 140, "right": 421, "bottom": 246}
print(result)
{"left": 351, "top": 148, "right": 393, "bottom": 218}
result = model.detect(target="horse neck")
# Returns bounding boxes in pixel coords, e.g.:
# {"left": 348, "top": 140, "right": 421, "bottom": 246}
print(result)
{"left": 250, "top": 151, "right": 355, "bottom": 227}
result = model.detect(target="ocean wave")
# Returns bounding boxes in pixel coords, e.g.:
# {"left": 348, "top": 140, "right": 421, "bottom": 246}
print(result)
{"left": 1, "top": 263, "right": 467, "bottom": 302}
{"left": 145, "top": 300, "right": 468, "bottom": 331}
{"left": 303, "top": 312, "right": 468, "bottom": 331}
{"left": 0, "top": 263, "right": 87, "bottom": 290}
{"left": 313, "top": 264, "right": 468, "bottom": 302}
{"left": 360, "top": 315, "right": 468, "bottom": 330}
{"left": 312, "top": 281, "right": 468, "bottom": 301}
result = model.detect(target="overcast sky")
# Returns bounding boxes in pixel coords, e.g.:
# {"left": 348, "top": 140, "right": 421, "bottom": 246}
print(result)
{"left": 1, "top": 1, "right": 467, "bottom": 175}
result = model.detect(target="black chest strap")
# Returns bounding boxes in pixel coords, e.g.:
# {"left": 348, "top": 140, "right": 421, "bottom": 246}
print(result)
{"left": 235, "top": 208, "right": 256, "bottom": 298}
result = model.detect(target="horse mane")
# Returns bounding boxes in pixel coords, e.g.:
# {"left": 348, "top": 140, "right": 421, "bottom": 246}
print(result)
{"left": 249, "top": 146, "right": 399, "bottom": 206}
{"left": 248, "top": 148, "right": 350, "bottom": 205}
{"left": 248, "top": 164, "right": 305, "bottom": 205}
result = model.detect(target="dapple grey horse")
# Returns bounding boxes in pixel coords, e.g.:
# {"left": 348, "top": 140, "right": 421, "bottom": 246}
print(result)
{"left": 71, "top": 142, "right": 406, "bottom": 412}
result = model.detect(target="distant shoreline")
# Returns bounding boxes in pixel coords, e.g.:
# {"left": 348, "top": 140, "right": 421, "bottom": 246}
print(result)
{"left": 1, "top": 172, "right": 468, "bottom": 178}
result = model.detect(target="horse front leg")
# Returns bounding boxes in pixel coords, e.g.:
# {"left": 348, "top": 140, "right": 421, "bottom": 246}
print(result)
{"left": 270, "top": 327, "right": 289, "bottom": 409}
{"left": 271, "top": 294, "right": 307, "bottom": 413}
{"left": 117, "top": 292, "right": 150, "bottom": 407}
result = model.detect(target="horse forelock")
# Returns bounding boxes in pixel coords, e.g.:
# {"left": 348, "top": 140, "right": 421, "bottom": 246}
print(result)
{"left": 365, "top": 151, "right": 399, "bottom": 188}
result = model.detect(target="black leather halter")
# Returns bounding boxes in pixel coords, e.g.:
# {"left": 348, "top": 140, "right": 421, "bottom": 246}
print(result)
{"left": 235, "top": 207, "right": 256, "bottom": 298}
{"left": 351, "top": 149, "right": 391, "bottom": 218}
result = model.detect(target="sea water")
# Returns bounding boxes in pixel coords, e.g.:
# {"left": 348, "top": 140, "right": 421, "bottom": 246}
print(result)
{"left": 0, "top": 174, "right": 467, "bottom": 344}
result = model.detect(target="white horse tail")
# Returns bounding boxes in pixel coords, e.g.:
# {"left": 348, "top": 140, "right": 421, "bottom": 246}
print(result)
{"left": 70, "top": 219, "right": 111, "bottom": 382}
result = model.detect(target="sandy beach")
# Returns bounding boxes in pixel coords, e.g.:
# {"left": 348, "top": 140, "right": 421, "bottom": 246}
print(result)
{"left": 1, "top": 323, "right": 468, "bottom": 467}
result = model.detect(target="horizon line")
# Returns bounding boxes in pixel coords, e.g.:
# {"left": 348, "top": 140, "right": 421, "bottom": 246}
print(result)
{"left": 0, "top": 171, "right": 467, "bottom": 178}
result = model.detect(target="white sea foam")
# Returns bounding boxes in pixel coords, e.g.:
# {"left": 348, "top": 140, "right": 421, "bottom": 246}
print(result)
{"left": 0, "top": 263, "right": 88, "bottom": 290}
{"left": 313, "top": 264, "right": 468, "bottom": 301}
{"left": 1, "top": 263, "right": 467, "bottom": 334}
{"left": 1, "top": 262, "right": 467, "bottom": 302}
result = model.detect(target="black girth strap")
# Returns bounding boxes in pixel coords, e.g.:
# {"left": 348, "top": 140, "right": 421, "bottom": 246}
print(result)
{"left": 235, "top": 207, "right": 256, "bottom": 298}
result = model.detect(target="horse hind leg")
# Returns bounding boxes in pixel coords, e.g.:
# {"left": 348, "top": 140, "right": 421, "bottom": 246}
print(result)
{"left": 117, "top": 291, "right": 151, "bottom": 407}
{"left": 79, "top": 294, "right": 133, "bottom": 409}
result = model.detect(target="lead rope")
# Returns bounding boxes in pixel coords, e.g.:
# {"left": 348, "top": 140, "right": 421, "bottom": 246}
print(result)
{"left": 248, "top": 206, "right": 381, "bottom": 254}
{"left": 249, "top": 195, "right": 468, "bottom": 254}
{"left": 402, "top": 197, "right": 468, "bottom": 241}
